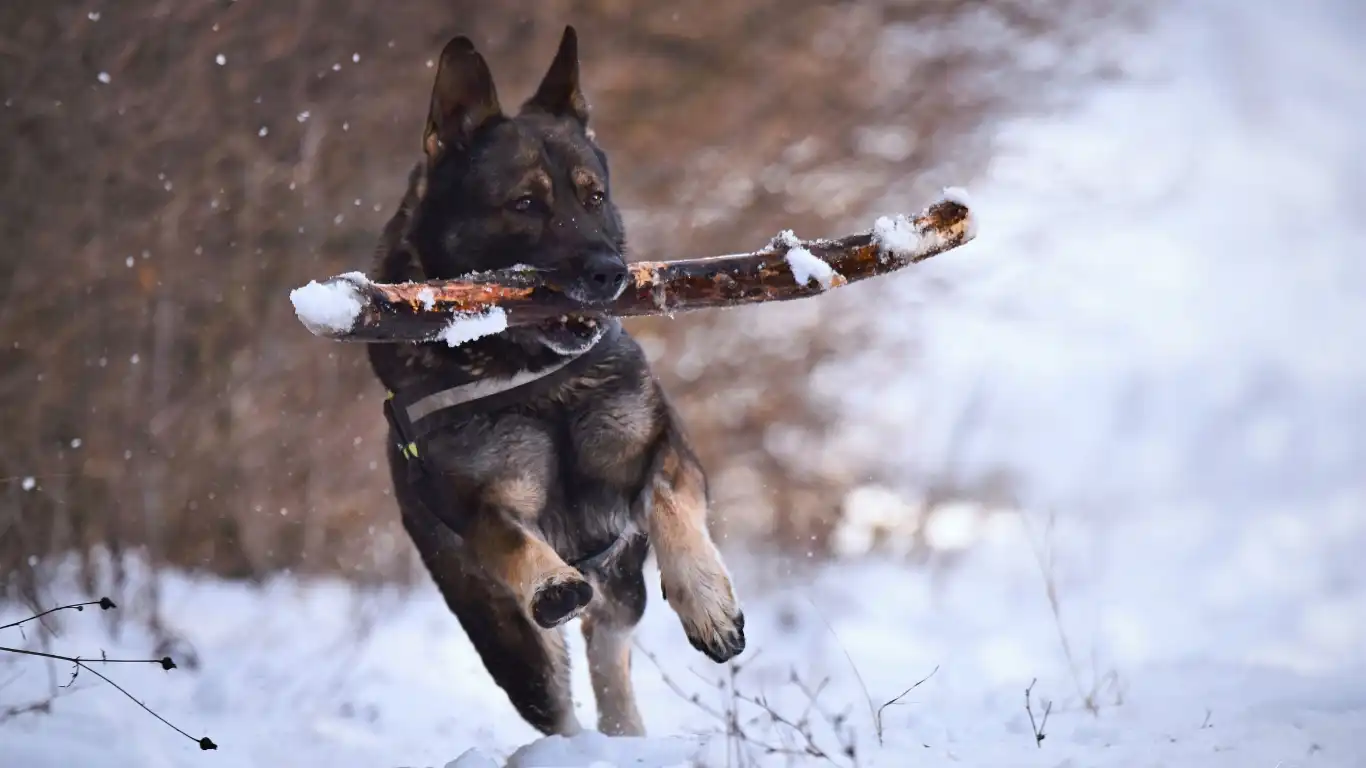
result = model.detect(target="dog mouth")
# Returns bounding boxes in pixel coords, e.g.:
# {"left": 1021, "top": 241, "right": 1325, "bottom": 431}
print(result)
{"left": 532, "top": 312, "right": 609, "bottom": 356}
{"left": 561, "top": 279, "right": 628, "bottom": 306}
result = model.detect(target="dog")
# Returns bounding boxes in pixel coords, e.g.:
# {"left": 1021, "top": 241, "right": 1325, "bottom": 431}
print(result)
{"left": 364, "top": 26, "right": 746, "bottom": 738}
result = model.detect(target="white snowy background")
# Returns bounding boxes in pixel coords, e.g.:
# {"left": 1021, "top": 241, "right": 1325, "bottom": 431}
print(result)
{"left": 4, "top": 0, "right": 1365, "bottom": 765}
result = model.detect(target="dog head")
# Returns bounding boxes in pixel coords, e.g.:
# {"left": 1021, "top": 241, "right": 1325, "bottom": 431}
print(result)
{"left": 410, "top": 26, "right": 628, "bottom": 311}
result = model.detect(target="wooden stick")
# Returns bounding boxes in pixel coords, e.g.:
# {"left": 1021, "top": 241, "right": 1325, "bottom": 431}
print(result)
{"left": 289, "top": 190, "right": 977, "bottom": 344}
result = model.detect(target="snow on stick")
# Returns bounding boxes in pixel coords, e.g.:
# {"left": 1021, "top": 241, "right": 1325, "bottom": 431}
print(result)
{"left": 289, "top": 191, "right": 976, "bottom": 344}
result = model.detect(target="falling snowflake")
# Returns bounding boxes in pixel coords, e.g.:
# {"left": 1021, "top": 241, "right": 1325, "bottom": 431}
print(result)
{"left": 97, "top": 72, "right": 111, "bottom": 84}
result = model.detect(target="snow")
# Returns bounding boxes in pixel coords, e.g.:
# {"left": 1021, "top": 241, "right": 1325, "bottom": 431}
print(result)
{"left": 499, "top": 732, "right": 694, "bottom": 767}
{"left": 3, "top": 493, "right": 1364, "bottom": 768}
{"left": 288, "top": 272, "right": 368, "bottom": 335}
{"left": 416, "top": 287, "right": 436, "bottom": 310}
{"left": 869, "top": 187, "right": 974, "bottom": 261}
{"left": 940, "top": 185, "right": 979, "bottom": 239}
{"left": 940, "top": 185, "right": 972, "bottom": 208}
{"left": 869, "top": 192, "right": 983, "bottom": 267}
{"left": 818, "top": 0, "right": 1366, "bottom": 520}
{"left": 785, "top": 246, "right": 839, "bottom": 290}
{"left": 870, "top": 213, "right": 921, "bottom": 259}
{"left": 437, "top": 307, "right": 508, "bottom": 347}
{"left": 4, "top": 0, "right": 1363, "bottom": 766}
{"left": 409, "top": 734, "right": 694, "bottom": 768}
{"left": 787, "top": 251, "right": 839, "bottom": 291}
{"left": 774, "top": 230, "right": 842, "bottom": 290}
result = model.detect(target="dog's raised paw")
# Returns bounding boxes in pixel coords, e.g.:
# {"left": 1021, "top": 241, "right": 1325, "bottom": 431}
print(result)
{"left": 685, "top": 608, "right": 745, "bottom": 663}
{"left": 530, "top": 572, "right": 594, "bottom": 629}
{"left": 668, "top": 582, "right": 745, "bottom": 664}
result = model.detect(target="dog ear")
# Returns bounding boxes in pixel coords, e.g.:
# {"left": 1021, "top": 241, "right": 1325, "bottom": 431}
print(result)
{"left": 521, "top": 25, "right": 589, "bottom": 126}
{"left": 424, "top": 36, "right": 503, "bottom": 161}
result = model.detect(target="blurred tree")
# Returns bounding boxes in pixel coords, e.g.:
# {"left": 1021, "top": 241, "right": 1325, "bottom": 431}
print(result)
{"left": 0, "top": 0, "right": 1139, "bottom": 600}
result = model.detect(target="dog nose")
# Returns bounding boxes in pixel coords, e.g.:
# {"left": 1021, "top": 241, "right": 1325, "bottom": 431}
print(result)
{"left": 584, "top": 250, "right": 628, "bottom": 292}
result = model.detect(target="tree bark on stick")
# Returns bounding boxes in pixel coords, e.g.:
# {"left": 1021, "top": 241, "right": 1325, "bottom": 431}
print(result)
{"left": 289, "top": 192, "right": 977, "bottom": 344}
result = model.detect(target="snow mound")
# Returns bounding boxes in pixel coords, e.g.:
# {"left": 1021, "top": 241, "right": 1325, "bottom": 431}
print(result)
{"left": 406, "top": 733, "right": 696, "bottom": 768}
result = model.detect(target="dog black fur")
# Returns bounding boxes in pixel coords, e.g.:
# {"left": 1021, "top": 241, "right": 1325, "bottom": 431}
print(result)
{"left": 365, "top": 26, "right": 745, "bottom": 737}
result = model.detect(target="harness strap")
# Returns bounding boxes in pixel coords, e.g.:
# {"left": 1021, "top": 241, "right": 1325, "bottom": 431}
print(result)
{"left": 383, "top": 394, "right": 471, "bottom": 537}
{"left": 389, "top": 321, "right": 622, "bottom": 448}
{"left": 383, "top": 321, "right": 630, "bottom": 571}
{"left": 403, "top": 353, "right": 582, "bottom": 423}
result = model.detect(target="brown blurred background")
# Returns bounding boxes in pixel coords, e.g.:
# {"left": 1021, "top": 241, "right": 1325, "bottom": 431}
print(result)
{"left": 0, "top": 0, "right": 1139, "bottom": 610}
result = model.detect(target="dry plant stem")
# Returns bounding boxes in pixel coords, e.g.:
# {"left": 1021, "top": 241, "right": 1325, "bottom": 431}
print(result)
{"left": 1025, "top": 678, "right": 1053, "bottom": 748}
{"left": 0, "top": 598, "right": 115, "bottom": 632}
{"left": 1, "top": 599, "right": 217, "bottom": 751}
{"left": 803, "top": 595, "right": 881, "bottom": 745}
{"left": 634, "top": 641, "right": 860, "bottom": 767}
{"left": 1020, "top": 508, "right": 1121, "bottom": 716}
{"left": 300, "top": 197, "right": 974, "bottom": 343}
{"left": 874, "top": 664, "right": 939, "bottom": 738}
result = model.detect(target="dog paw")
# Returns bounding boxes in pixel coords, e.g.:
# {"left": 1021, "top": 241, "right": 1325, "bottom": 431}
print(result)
{"left": 664, "top": 577, "right": 746, "bottom": 663}
{"left": 686, "top": 607, "right": 745, "bottom": 663}
{"left": 530, "top": 572, "right": 594, "bottom": 629}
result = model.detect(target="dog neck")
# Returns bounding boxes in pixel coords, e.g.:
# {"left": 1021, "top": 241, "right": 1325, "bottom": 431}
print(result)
{"left": 393, "top": 319, "right": 620, "bottom": 427}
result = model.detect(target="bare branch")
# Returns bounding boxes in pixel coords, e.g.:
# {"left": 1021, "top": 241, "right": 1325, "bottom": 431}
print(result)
{"left": 0, "top": 598, "right": 116, "bottom": 632}
{"left": 1024, "top": 678, "right": 1053, "bottom": 748}
{"left": 290, "top": 194, "right": 977, "bottom": 344}
{"left": 874, "top": 664, "right": 939, "bottom": 739}
{"left": 1, "top": 598, "right": 217, "bottom": 751}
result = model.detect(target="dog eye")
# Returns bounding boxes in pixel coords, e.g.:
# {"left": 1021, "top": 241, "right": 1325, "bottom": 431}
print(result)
{"left": 510, "top": 196, "right": 535, "bottom": 213}
{"left": 586, "top": 191, "right": 605, "bottom": 208}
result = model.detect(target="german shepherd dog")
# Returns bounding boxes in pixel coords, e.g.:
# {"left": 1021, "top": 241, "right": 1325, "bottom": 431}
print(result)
{"left": 365, "top": 27, "right": 746, "bottom": 737}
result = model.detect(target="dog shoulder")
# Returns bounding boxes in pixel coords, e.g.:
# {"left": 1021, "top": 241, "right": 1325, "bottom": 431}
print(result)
{"left": 559, "top": 332, "right": 696, "bottom": 485}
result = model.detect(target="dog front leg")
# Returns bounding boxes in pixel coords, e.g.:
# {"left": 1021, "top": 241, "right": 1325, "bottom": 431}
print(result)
{"left": 645, "top": 428, "right": 746, "bottom": 663}
{"left": 465, "top": 505, "right": 594, "bottom": 629}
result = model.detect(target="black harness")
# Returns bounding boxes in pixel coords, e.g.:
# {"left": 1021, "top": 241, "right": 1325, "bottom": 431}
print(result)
{"left": 382, "top": 321, "right": 631, "bottom": 573}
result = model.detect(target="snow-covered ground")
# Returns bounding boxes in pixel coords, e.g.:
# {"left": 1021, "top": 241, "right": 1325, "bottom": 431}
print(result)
{"left": 4, "top": 0, "right": 1365, "bottom": 765}
{"left": 830, "top": 0, "right": 1366, "bottom": 515}
{"left": 3, "top": 522, "right": 1363, "bottom": 768}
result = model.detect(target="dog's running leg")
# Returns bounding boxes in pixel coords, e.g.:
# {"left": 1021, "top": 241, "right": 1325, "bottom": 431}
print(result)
{"left": 644, "top": 416, "right": 746, "bottom": 663}
{"left": 400, "top": 510, "right": 583, "bottom": 736}
{"left": 463, "top": 502, "right": 595, "bottom": 629}
{"left": 581, "top": 539, "right": 650, "bottom": 736}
